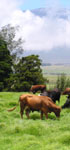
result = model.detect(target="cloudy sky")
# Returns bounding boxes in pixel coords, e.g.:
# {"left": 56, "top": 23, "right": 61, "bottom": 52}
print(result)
{"left": 0, "top": 0, "right": 70, "bottom": 53}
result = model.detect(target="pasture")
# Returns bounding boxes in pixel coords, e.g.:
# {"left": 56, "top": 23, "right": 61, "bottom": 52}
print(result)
{"left": 0, "top": 92, "right": 70, "bottom": 150}
{"left": 42, "top": 64, "right": 70, "bottom": 76}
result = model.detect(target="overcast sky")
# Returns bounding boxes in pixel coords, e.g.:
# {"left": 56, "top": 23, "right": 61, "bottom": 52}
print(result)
{"left": 0, "top": 0, "right": 70, "bottom": 52}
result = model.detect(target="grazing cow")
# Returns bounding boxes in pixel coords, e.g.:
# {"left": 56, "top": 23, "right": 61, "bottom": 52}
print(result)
{"left": 8, "top": 94, "right": 61, "bottom": 119}
{"left": 62, "top": 88, "right": 70, "bottom": 95}
{"left": 40, "top": 88, "right": 61, "bottom": 103}
{"left": 30, "top": 85, "right": 46, "bottom": 94}
{"left": 62, "top": 94, "right": 70, "bottom": 109}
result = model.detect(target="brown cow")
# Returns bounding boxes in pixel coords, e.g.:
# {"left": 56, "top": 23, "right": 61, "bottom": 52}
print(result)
{"left": 8, "top": 94, "right": 61, "bottom": 120}
{"left": 62, "top": 88, "right": 70, "bottom": 95}
{"left": 30, "top": 85, "right": 46, "bottom": 94}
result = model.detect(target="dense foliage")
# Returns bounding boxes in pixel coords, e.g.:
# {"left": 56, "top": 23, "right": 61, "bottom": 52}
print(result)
{"left": 7, "top": 55, "right": 45, "bottom": 91}
{"left": 0, "top": 25, "right": 45, "bottom": 92}
{"left": 0, "top": 38, "right": 45, "bottom": 92}
{"left": 0, "top": 38, "right": 12, "bottom": 91}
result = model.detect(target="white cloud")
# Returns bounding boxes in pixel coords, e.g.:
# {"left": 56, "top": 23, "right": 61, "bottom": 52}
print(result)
{"left": 10, "top": 9, "right": 69, "bottom": 51}
{"left": 0, "top": 0, "right": 24, "bottom": 27}
{"left": 0, "top": 0, "right": 70, "bottom": 52}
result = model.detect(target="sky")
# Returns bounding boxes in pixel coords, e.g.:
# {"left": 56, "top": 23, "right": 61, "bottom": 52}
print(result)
{"left": 0, "top": 0, "right": 70, "bottom": 58}
{"left": 61, "top": 0, "right": 70, "bottom": 7}
{"left": 21, "top": 0, "right": 46, "bottom": 10}
{"left": 21, "top": 0, "right": 70, "bottom": 10}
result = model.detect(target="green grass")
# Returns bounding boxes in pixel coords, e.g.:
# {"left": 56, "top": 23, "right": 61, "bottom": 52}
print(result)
{"left": 0, "top": 92, "right": 70, "bottom": 150}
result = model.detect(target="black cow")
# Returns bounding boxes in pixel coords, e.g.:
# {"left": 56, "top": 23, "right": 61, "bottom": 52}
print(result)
{"left": 62, "top": 94, "right": 70, "bottom": 109}
{"left": 40, "top": 88, "right": 61, "bottom": 103}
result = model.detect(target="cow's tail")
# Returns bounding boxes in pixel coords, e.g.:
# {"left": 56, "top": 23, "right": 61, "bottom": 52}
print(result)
{"left": 7, "top": 106, "right": 17, "bottom": 111}
{"left": 7, "top": 99, "right": 19, "bottom": 112}
{"left": 7, "top": 106, "right": 17, "bottom": 112}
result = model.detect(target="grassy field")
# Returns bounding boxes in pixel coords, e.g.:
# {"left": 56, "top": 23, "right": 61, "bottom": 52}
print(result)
{"left": 42, "top": 65, "right": 70, "bottom": 76}
{"left": 0, "top": 92, "right": 70, "bottom": 150}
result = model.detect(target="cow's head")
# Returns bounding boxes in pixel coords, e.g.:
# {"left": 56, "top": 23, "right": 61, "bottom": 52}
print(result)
{"left": 55, "top": 107, "right": 61, "bottom": 118}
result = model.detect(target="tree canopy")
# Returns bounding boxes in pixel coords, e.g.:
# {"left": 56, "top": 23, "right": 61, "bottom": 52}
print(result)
{"left": 7, "top": 55, "right": 45, "bottom": 92}
{"left": 0, "top": 38, "right": 13, "bottom": 91}
{"left": 0, "top": 25, "right": 45, "bottom": 92}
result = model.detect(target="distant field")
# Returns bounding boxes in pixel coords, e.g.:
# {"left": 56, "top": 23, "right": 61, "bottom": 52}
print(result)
{"left": 0, "top": 92, "right": 70, "bottom": 150}
{"left": 45, "top": 75, "right": 58, "bottom": 89}
{"left": 41, "top": 65, "right": 70, "bottom": 89}
{"left": 41, "top": 65, "right": 70, "bottom": 76}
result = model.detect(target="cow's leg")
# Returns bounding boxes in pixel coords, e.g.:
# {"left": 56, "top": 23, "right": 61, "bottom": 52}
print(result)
{"left": 20, "top": 102, "right": 25, "bottom": 119}
{"left": 40, "top": 111, "right": 43, "bottom": 120}
{"left": 33, "top": 90, "right": 35, "bottom": 94}
{"left": 44, "top": 112, "right": 48, "bottom": 119}
{"left": 42, "top": 108, "right": 48, "bottom": 119}
{"left": 25, "top": 109, "right": 30, "bottom": 119}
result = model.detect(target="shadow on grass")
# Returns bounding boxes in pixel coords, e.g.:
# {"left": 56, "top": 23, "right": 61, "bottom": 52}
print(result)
{"left": 9, "top": 102, "right": 17, "bottom": 106}
{"left": 60, "top": 134, "right": 70, "bottom": 145}
{"left": 27, "top": 112, "right": 57, "bottom": 120}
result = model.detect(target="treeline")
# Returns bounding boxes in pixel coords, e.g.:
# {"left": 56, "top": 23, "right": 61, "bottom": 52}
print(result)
{"left": 42, "top": 63, "right": 52, "bottom": 66}
{"left": 0, "top": 25, "right": 45, "bottom": 92}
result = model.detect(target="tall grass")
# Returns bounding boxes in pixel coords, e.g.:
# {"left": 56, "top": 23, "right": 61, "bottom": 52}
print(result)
{"left": 0, "top": 92, "right": 70, "bottom": 150}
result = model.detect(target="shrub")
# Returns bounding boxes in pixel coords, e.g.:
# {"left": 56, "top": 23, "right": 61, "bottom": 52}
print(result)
{"left": 56, "top": 74, "right": 67, "bottom": 91}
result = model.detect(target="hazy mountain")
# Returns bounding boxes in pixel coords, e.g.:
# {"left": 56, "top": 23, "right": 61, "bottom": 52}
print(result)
{"left": 24, "top": 47, "right": 70, "bottom": 64}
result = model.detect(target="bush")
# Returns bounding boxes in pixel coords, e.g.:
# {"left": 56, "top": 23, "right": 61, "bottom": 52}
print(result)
{"left": 56, "top": 73, "right": 70, "bottom": 91}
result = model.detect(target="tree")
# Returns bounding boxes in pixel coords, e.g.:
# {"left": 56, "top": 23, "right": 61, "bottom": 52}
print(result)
{"left": 0, "top": 24, "right": 24, "bottom": 62}
{"left": 0, "top": 38, "right": 13, "bottom": 91}
{"left": 56, "top": 74, "right": 67, "bottom": 91}
{"left": 56, "top": 76, "right": 61, "bottom": 89}
{"left": 8, "top": 55, "right": 45, "bottom": 91}
{"left": 65, "top": 78, "right": 70, "bottom": 88}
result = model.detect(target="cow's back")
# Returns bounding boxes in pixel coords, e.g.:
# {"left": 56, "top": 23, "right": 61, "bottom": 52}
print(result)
{"left": 40, "top": 89, "right": 61, "bottom": 103}
{"left": 30, "top": 85, "right": 46, "bottom": 93}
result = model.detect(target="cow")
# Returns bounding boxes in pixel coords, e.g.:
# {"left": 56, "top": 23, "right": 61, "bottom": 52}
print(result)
{"left": 7, "top": 94, "right": 61, "bottom": 120}
{"left": 62, "top": 88, "right": 70, "bottom": 95}
{"left": 30, "top": 85, "right": 46, "bottom": 94}
{"left": 62, "top": 94, "right": 70, "bottom": 109}
{"left": 40, "top": 88, "right": 61, "bottom": 103}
